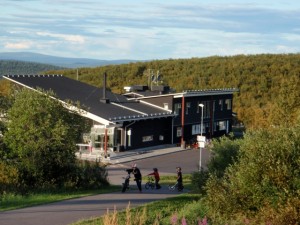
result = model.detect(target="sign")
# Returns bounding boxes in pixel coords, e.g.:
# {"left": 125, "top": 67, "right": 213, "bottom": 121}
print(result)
{"left": 198, "top": 141, "right": 205, "bottom": 148}
{"left": 197, "top": 135, "right": 206, "bottom": 142}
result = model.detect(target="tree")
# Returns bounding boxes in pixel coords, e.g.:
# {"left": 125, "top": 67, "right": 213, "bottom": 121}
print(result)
{"left": 3, "top": 88, "right": 90, "bottom": 189}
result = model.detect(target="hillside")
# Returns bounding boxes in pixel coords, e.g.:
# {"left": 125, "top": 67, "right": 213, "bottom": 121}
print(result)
{"left": 47, "top": 53, "right": 300, "bottom": 129}
{"left": 0, "top": 60, "right": 65, "bottom": 76}
{"left": 0, "top": 52, "right": 139, "bottom": 68}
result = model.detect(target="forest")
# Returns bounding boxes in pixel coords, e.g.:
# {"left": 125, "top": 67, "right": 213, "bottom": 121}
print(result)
{"left": 45, "top": 53, "right": 300, "bottom": 130}
{"left": 0, "top": 60, "right": 64, "bottom": 76}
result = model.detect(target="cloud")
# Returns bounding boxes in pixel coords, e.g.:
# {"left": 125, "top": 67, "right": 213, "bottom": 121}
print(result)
{"left": 36, "top": 32, "right": 85, "bottom": 44}
{"left": 4, "top": 41, "right": 32, "bottom": 49}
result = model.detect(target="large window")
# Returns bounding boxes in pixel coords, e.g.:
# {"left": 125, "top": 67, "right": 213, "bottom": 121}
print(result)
{"left": 198, "top": 101, "right": 210, "bottom": 118}
{"left": 192, "top": 124, "right": 206, "bottom": 135}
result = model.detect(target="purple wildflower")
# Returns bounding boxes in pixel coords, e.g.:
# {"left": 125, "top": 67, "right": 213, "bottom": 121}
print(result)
{"left": 181, "top": 217, "right": 187, "bottom": 225}
{"left": 170, "top": 214, "right": 178, "bottom": 225}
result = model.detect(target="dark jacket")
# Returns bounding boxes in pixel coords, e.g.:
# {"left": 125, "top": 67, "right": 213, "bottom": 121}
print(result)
{"left": 128, "top": 167, "right": 142, "bottom": 180}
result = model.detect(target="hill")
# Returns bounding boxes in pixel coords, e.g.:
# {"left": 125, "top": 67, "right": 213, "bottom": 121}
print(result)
{"left": 0, "top": 52, "right": 139, "bottom": 68}
{"left": 0, "top": 60, "right": 65, "bottom": 76}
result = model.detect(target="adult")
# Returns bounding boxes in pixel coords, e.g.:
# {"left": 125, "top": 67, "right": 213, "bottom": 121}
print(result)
{"left": 128, "top": 164, "right": 142, "bottom": 192}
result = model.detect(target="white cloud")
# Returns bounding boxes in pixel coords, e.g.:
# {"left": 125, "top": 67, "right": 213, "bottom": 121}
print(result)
{"left": 36, "top": 32, "right": 85, "bottom": 44}
{"left": 4, "top": 41, "right": 32, "bottom": 49}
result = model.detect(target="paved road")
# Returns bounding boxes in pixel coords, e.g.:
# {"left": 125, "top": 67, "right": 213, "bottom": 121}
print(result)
{"left": 0, "top": 148, "right": 211, "bottom": 225}
{"left": 107, "top": 148, "right": 211, "bottom": 185}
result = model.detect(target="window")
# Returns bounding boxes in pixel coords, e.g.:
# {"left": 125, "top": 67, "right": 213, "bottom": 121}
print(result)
{"left": 219, "top": 121, "right": 226, "bottom": 130}
{"left": 219, "top": 99, "right": 223, "bottom": 111}
{"left": 204, "top": 101, "right": 210, "bottom": 118}
{"left": 174, "top": 103, "right": 181, "bottom": 115}
{"left": 199, "top": 101, "right": 210, "bottom": 118}
{"left": 176, "top": 127, "right": 182, "bottom": 137}
{"left": 225, "top": 99, "right": 232, "bottom": 110}
{"left": 127, "top": 129, "right": 132, "bottom": 146}
{"left": 185, "top": 102, "right": 191, "bottom": 115}
{"left": 142, "top": 135, "right": 153, "bottom": 142}
{"left": 197, "top": 101, "right": 200, "bottom": 113}
{"left": 215, "top": 121, "right": 226, "bottom": 131}
{"left": 192, "top": 124, "right": 201, "bottom": 135}
{"left": 163, "top": 103, "right": 169, "bottom": 110}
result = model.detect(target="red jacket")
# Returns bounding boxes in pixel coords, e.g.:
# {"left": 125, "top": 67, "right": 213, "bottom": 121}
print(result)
{"left": 148, "top": 171, "right": 160, "bottom": 181}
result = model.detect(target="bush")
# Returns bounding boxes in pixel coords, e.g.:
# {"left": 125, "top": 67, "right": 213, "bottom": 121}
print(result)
{"left": 204, "top": 123, "right": 300, "bottom": 224}
{"left": 71, "top": 160, "right": 109, "bottom": 189}
{"left": 191, "top": 169, "right": 209, "bottom": 194}
{"left": 0, "top": 162, "right": 18, "bottom": 196}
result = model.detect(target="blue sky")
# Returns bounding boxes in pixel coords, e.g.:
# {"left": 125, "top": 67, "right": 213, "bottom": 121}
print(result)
{"left": 1, "top": 0, "right": 300, "bottom": 60}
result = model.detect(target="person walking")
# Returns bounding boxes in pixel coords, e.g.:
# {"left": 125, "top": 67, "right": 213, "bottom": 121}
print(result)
{"left": 148, "top": 168, "right": 161, "bottom": 189}
{"left": 176, "top": 166, "right": 183, "bottom": 191}
{"left": 128, "top": 164, "right": 142, "bottom": 192}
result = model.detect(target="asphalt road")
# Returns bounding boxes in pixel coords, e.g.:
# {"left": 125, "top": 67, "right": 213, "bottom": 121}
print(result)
{"left": 107, "top": 148, "right": 211, "bottom": 185}
{"left": 0, "top": 148, "right": 211, "bottom": 225}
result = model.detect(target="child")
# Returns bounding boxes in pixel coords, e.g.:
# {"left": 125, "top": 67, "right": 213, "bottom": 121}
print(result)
{"left": 148, "top": 168, "right": 161, "bottom": 189}
{"left": 176, "top": 166, "right": 183, "bottom": 191}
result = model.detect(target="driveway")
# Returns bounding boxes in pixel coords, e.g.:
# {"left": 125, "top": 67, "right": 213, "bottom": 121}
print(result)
{"left": 0, "top": 148, "right": 211, "bottom": 225}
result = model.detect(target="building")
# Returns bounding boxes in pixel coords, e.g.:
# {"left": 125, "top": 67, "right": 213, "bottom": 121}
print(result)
{"left": 123, "top": 85, "right": 236, "bottom": 146}
{"left": 3, "top": 74, "right": 237, "bottom": 156}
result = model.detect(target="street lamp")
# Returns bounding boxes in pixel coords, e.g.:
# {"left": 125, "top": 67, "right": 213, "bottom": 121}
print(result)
{"left": 199, "top": 103, "right": 204, "bottom": 171}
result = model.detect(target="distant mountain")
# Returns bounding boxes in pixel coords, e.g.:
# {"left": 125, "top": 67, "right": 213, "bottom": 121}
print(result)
{"left": 0, "top": 52, "right": 139, "bottom": 68}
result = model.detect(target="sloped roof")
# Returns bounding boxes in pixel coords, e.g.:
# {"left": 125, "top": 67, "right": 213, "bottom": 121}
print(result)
{"left": 3, "top": 75, "right": 173, "bottom": 125}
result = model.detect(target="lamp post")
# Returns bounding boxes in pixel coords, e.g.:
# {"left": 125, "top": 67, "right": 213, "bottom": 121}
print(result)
{"left": 199, "top": 103, "right": 204, "bottom": 171}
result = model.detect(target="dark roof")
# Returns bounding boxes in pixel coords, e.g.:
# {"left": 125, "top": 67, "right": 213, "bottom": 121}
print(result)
{"left": 3, "top": 75, "right": 173, "bottom": 124}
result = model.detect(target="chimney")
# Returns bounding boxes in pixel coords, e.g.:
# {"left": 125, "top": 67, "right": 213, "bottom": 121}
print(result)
{"left": 100, "top": 72, "right": 110, "bottom": 103}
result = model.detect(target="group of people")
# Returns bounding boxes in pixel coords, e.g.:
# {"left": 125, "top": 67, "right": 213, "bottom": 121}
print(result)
{"left": 126, "top": 164, "right": 183, "bottom": 192}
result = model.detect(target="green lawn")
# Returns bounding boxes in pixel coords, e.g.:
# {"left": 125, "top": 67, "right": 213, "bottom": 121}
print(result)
{"left": 0, "top": 185, "right": 121, "bottom": 211}
{"left": 73, "top": 193, "right": 206, "bottom": 225}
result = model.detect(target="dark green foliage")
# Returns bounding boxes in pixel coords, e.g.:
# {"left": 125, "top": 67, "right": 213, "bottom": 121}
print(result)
{"left": 191, "top": 135, "right": 240, "bottom": 194}
{"left": 204, "top": 122, "right": 300, "bottom": 224}
{"left": 72, "top": 160, "right": 109, "bottom": 189}
{"left": 0, "top": 60, "right": 65, "bottom": 75}
{"left": 207, "top": 134, "right": 241, "bottom": 178}
{"left": 191, "top": 169, "right": 209, "bottom": 194}
{"left": 3, "top": 88, "right": 92, "bottom": 191}
{"left": 0, "top": 162, "right": 19, "bottom": 196}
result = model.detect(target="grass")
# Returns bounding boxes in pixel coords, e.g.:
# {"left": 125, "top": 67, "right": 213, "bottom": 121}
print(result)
{"left": 71, "top": 174, "right": 204, "bottom": 225}
{"left": 73, "top": 194, "right": 206, "bottom": 225}
{"left": 155, "top": 174, "right": 192, "bottom": 189}
{"left": 0, "top": 185, "right": 120, "bottom": 211}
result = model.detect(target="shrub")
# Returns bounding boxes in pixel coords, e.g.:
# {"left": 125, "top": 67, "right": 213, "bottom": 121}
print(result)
{"left": 72, "top": 160, "right": 109, "bottom": 189}
{"left": 0, "top": 162, "right": 18, "bottom": 196}
{"left": 191, "top": 169, "right": 209, "bottom": 194}
{"left": 204, "top": 123, "right": 300, "bottom": 223}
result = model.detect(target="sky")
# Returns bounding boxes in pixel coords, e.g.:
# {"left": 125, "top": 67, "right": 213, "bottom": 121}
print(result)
{"left": 1, "top": 0, "right": 300, "bottom": 60}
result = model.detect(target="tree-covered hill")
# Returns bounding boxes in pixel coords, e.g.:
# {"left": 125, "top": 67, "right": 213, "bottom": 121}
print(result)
{"left": 46, "top": 53, "right": 300, "bottom": 130}
{"left": 0, "top": 60, "right": 65, "bottom": 76}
